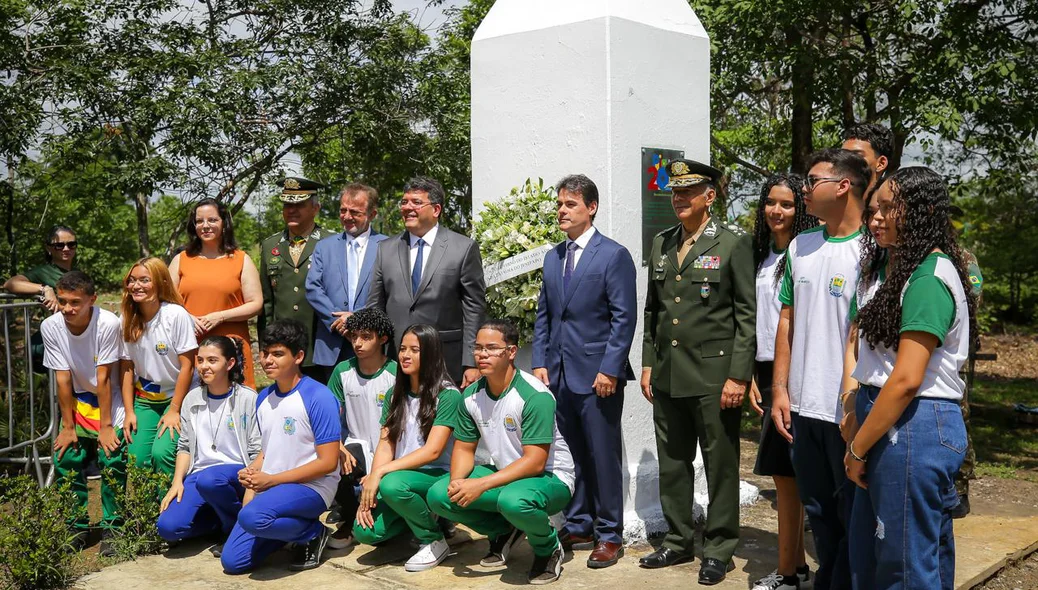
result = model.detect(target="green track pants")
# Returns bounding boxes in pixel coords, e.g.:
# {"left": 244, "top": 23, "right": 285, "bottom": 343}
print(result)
{"left": 53, "top": 429, "right": 127, "bottom": 530}
{"left": 352, "top": 468, "right": 447, "bottom": 546}
{"left": 427, "top": 465, "right": 571, "bottom": 557}
{"left": 126, "top": 398, "right": 178, "bottom": 476}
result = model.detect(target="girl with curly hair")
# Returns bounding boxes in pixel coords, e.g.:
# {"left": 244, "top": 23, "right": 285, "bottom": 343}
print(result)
{"left": 748, "top": 174, "right": 817, "bottom": 590}
{"left": 843, "top": 167, "right": 977, "bottom": 589}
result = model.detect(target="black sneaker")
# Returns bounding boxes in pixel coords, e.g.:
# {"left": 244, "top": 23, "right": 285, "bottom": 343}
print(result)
{"left": 324, "top": 505, "right": 345, "bottom": 525}
{"left": 99, "top": 529, "right": 117, "bottom": 558}
{"left": 480, "top": 527, "right": 525, "bottom": 567}
{"left": 69, "top": 529, "right": 89, "bottom": 552}
{"left": 290, "top": 527, "right": 330, "bottom": 571}
{"left": 528, "top": 542, "right": 564, "bottom": 585}
{"left": 209, "top": 543, "right": 224, "bottom": 558}
{"left": 950, "top": 493, "right": 970, "bottom": 519}
{"left": 84, "top": 459, "right": 102, "bottom": 481}
{"left": 439, "top": 518, "right": 457, "bottom": 539}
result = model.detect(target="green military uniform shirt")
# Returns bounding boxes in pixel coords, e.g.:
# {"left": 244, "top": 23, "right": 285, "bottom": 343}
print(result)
{"left": 258, "top": 225, "right": 335, "bottom": 366}
{"left": 642, "top": 218, "right": 756, "bottom": 396}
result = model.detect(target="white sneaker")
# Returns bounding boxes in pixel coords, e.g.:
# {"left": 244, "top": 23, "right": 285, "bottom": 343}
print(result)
{"left": 751, "top": 571, "right": 799, "bottom": 590}
{"left": 404, "top": 538, "right": 450, "bottom": 572}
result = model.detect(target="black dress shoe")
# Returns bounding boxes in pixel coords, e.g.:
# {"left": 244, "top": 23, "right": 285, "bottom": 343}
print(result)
{"left": 638, "top": 546, "right": 691, "bottom": 568}
{"left": 950, "top": 493, "right": 970, "bottom": 519}
{"left": 698, "top": 557, "right": 735, "bottom": 585}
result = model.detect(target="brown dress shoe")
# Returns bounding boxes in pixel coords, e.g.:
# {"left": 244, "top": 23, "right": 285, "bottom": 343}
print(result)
{"left": 587, "top": 541, "right": 624, "bottom": 568}
{"left": 560, "top": 532, "right": 595, "bottom": 551}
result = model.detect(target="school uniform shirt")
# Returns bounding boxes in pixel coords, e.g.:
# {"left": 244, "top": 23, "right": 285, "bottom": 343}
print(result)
{"left": 755, "top": 246, "right": 784, "bottom": 362}
{"left": 41, "top": 307, "right": 125, "bottom": 434}
{"left": 256, "top": 376, "right": 342, "bottom": 506}
{"left": 779, "top": 226, "right": 864, "bottom": 423}
{"left": 379, "top": 383, "right": 460, "bottom": 470}
{"left": 121, "top": 302, "right": 199, "bottom": 403}
{"left": 192, "top": 391, "right": 248, "bottom": 471}
{"left": 852, "top": 253, "right": 969, "bottom": 400}
{"left": 456, "top": 369, "right": 576, "bottom": 492}
{"left": 327, "top": 357, "right": 397, "bottom": 465}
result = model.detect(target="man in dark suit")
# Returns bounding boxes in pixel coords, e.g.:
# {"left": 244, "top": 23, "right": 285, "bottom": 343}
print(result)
{"left": 366, "top": 176, "right": 486, "bottom": 387}
{"left": 531, "top": 174, "right": 637, "bottom": 569}
{"left": 306, "top": 183, "right": 387, "bottom": 375}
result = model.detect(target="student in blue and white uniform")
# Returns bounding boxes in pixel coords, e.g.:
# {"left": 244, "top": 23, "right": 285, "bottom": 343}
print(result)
{"left": 220, "top": 320, "right": 341, "bottom": 574}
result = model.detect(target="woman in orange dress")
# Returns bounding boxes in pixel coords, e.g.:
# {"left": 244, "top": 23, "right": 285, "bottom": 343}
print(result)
{"left": 169, "top": 198, "right": 263, "bottom": 388}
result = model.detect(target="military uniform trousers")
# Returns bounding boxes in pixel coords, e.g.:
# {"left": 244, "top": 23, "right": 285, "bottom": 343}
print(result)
{"left": 652, "top": 388, "right": 740, "bottom": 562}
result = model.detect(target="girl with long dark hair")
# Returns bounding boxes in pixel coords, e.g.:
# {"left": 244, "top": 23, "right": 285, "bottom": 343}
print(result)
{"left": 158, "top": 336, "right": 261, "bottom": 555}
{"left": 353, "top": 324, "right": 460, "bottom": 572}
{"left": 748, "top": 174, "right": 816, "bottom": 590}
{"left": 844, "top": 167, "right": 976, "bottom": 589}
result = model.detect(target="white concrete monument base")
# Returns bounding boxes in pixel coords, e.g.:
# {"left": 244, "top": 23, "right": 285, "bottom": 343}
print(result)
{"left": 471, "top": 0, "right": 757, "bottom": 541}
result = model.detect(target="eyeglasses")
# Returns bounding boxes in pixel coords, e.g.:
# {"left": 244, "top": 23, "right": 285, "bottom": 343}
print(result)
{"left": 48, "top": 241, "right": 78, "bottom": 250}
{"left": 805, "top": 176, "right": 843, "bottom": 190}
{"left": 126, "top": 277, "right": 152, "bottom": 286}
{"left": 472, "top": 344, "right": 512, "bottom": 356}
{"left": 399, "top": 199, "right": 434, "bottom": 211}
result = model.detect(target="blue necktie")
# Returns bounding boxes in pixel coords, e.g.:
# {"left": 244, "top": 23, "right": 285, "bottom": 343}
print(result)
{"left": 411, "top": 238, "right": 425, "bottom": 295}
{"left": 564, "top": 241, "right": 578, "bottom": 292}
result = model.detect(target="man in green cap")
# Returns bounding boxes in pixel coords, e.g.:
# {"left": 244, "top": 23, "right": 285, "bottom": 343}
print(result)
{"left": 639, "top": 159, "right": 755, "bottom": 585}
{"left": 259, "top": 176, "right": 336, "bottom": 381}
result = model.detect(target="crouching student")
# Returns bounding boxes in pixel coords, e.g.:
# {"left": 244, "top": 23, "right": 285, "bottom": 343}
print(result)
{"left": 157, "top": 336, "right": 260, "bottom": 556}
{"left": 324, "top": 308, "right": 397, "bottom": 548}
{"left": 428, "top": 319, "right": 575, "bottom": 585}
{"left": 220, "top": 320, "right": 341, "bottom": 574}
{"left": 43, "top": 271, "right": 127, "bottom": 556}
{"left": 352, "top": 324, "right": 461, "bottom": 571}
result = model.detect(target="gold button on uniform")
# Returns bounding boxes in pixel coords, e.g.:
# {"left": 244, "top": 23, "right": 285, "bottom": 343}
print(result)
{"left": 674, "top": 297, "right": 681, "bottom": 303}
{"left": 719, "top": 351, "right": 724, "bottom": 356}
{"left": 671, "top": 340, "right": 678, "bottom": 347}
{"left": 294, "top": 268, "right": 300, "bottom": 274}
{"left": 293, "top": 286, "right": 299, "bottom": 292}
{"left": 292, "top": 304, "right": 299, "bottom": 311}
{"left": 672, "top": 318, "right": 679, "bottom": 325}
{"left": 675, "top": 274, "right": 682, "bottom": 281}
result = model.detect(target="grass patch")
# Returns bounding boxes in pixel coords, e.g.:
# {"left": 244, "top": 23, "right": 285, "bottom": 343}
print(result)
{"left": 969, "top": 376, "right": 1038, "bottom": 475}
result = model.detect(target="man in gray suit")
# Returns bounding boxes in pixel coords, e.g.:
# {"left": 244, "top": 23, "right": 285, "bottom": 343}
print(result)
{"left": 366, "top": 176, "right": 486, "bottom": 387}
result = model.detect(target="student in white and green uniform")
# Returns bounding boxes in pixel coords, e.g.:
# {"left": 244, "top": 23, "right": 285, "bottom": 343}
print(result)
{"left": 324, "top": 308, "right": 397, "bottom": 541}
{"left": 428, "top": 319, "right": 575, "bottom": 586}
{"left": 843, "top": 168, "right": 976, "bottom": 590}
{"left": 351, "top": 324, "right": 460, "bottom": 572}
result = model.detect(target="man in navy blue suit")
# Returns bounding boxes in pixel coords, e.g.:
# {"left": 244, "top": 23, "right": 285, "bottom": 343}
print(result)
{"left": 532, "top": 174, "right": 638, "bottom": 569}
{"left": 306, "top": 183, "right": 388, "bottom": 379}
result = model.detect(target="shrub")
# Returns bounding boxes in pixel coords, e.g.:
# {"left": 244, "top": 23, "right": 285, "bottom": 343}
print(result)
{"left": 473, "top": 178, "right": 564, "bottom": 345}
{"left": 105, "top": 465, "right": 171, "bottom": 560}
{"left": 0, "top": 475, "right": 80, "bottom": 589}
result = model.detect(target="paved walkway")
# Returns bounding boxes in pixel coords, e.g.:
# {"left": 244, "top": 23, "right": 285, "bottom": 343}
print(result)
{"left": 77, "top": 512, "right": 1038, "bottom": 590}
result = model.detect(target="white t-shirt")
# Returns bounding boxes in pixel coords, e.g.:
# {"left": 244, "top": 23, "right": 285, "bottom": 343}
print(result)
{"left": 456, "top": 369, "right": 576, "bottom": 492}
{"left": 41, "top": 307, "right": 125, "bottom": 431}
{"left": 192, "top": 392, "right": 247, "bottom": 471}
{"left": 327, "top": 358, "right": 397, "bottom": 466}
{"left": 779, "top": 226, "right": 864, "bottom": 423}
{"left": 380, "top": 384, "right": 460, "bottom": 470}
{"left": 256, "top": 376, "right": 341, "bottom": 507}
{"left": 852, "top": 253, "right": 969, "bottom": 400}
{"left": 122, "top": 302, "right": 199, "bottom": 403}
{"left": 755, "top": 247, "right": 785, "bottom": 362}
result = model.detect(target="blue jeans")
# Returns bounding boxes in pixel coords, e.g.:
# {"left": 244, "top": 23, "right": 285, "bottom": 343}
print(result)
{"left": 220, "top": 483, "right": 327, "bottom": 574}
{"left": 849, "top": 385, "right": 966, "bottom": 590}
{"left": 790, "top": 413, "right": 852, "bottom": 590}
{"left": 157, "top": 463, "right": 246, "bottom": 541}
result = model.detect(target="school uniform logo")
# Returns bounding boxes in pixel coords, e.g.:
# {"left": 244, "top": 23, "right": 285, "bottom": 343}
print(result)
{"left": 376, "top": 392, "right": 387, "bottom": 407}
{"left": 227, "top": 415, "right": 236, "bottom": 431}
{"left": 154, "top": 342, "right": 170, "bottom": 356}
{"left": 283, "top": 417, "right": 297, "bottom": 435}
{"left": 503, "top": 415, "right": 518, "bottom": 432}
{"left": 828, "top": 273, "right": 847, "bottom": 297}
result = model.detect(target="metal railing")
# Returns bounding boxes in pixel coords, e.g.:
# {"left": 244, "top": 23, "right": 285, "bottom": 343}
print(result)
{"left": 0, "top": 294, "right": 57, "bottom": 486}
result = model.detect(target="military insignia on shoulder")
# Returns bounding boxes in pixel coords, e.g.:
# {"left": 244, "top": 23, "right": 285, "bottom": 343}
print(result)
{"left": 704, "top": 222, "right": 718, "bottom": 238}
{"left": 657, "top": 255, "right": 667, "bottom": 269}
{"left": 728, "top": 223, "right": 747, "bottom": 235}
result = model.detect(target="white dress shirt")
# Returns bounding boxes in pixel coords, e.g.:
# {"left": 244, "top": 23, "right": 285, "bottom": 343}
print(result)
{"left": 564, "top": 225, "right": 597, "bottom": 275}
{"left": 409, "top": 223, "right": 439, "bottom": 279}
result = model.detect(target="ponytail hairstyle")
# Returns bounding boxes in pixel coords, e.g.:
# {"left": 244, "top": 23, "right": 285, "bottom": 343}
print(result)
{"left": 384, "top": 324, "right": 453, "bottom": 446}
{"left": 857, "top": 167, "right": 979, "bottom": 352}
{"left": 751, "top": 174, "right": 817, "bottom": 283}
{"left": 199, "top": 335, "right": 246, "bottom": 385}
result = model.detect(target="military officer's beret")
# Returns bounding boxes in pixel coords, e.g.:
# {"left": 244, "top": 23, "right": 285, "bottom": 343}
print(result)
{"left": 665, "top": 159, "right": 723, "bottom": 189}
{"left": 279, "top": 176, "right": 326, "bottom": 203}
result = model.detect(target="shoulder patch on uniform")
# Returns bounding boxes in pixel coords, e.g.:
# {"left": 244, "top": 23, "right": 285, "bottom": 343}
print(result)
{"left": 725, "top": 223, "right": 747, "bottom": 236}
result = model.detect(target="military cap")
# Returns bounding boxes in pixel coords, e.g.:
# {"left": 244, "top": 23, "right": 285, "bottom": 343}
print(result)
{"left": 279, "top": 176, "right": 325, "bottom": 203}
{"left": 665, "top": 159, "right": 723, "bottom": 189}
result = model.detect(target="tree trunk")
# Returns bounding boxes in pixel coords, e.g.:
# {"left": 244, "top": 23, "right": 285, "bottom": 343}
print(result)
{"left": 788, "top": 30, "right": 815, "bottom": 174}
{"left": 134, "top": 190, "right": 150, "bottom": 257}
{"left": 4, "top": 160, "right": 14, "bottom": 276}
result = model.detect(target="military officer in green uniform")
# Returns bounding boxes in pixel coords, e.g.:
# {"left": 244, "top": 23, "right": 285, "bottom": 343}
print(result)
{"left": 258, "top": 176, "right": 336, "bottom": 381}
{"left": 638, "top": 159, "right": 756, "bottom": 586}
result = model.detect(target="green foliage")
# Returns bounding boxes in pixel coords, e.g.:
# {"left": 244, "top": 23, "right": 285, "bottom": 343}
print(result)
{"left": 473, "top": 179, "right": 563, "bottom": 346}
{"left": 106, "top": 465, "right": 171, "bottom": 560}
{"left": 0, "top": 476, "right": 80, "bottom": 589}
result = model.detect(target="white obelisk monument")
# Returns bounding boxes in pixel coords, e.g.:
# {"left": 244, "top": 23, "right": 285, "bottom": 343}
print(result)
{"left": 471, "top": 0, "right": 752, "bottom": 541}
